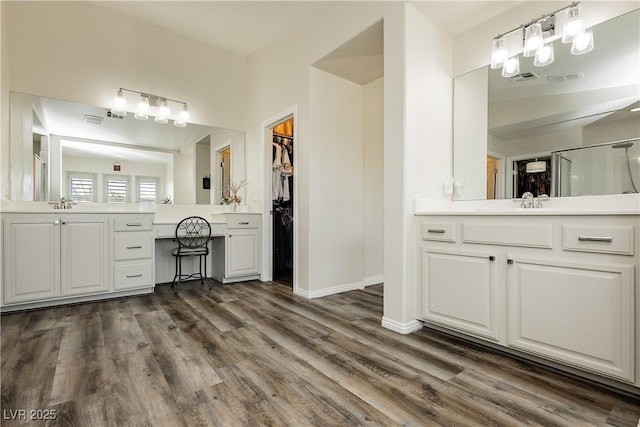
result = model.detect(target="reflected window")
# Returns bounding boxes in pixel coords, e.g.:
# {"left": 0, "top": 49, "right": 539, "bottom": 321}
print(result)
{"left": 105, "top": 174, "right": 130, "bottom": 203}
{"left": 137, "top": 176, "right": 160, "bottom": 203}
{"left": 68, "top": 172, "right": 96, "bottom": 203}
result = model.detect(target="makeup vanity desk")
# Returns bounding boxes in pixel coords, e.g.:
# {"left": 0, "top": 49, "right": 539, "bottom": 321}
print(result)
{"left": 153, "top": 212, "right": 261, "bottom": 284}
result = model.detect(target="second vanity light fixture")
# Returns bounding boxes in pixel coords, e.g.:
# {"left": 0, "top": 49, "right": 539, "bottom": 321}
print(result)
{"left": 112, "top": 88, "right": 191, "bottom": 128}
{"left": 491, "top": 2, "right": 594, "bottom": 78}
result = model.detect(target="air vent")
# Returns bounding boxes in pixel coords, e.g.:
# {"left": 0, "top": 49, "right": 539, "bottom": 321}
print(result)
{"left": 83, "top": 115, "right": 104, "bottom": 125}
{"left": 509, "top": 71, "right": 540, "bottom": 82}
{"left": 106, "top": 110, "right": 125, "bottom": 119}
{"left": 547, "top": 72, "right": 585, "bottom": 83}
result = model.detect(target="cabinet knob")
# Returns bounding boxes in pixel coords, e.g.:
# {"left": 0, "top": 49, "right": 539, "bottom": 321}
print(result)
{"left": 507, "top": 259, "right": 514, "bottom": 265}
{"left": 53, "top": 220, "right": 60, "bottom": 225}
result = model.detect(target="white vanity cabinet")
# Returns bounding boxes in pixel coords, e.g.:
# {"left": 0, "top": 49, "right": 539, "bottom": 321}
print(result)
{"left": 3, "top": 213, "right": 109, "bottom": 305}
{"left": 418, "top": 214, "right": 639, "bottom": 386}
{"left": 2, "top": 212, "right": 155, "bottom": 311}
{"left": 212, "top": 213, "right": 261, "bottom": 283}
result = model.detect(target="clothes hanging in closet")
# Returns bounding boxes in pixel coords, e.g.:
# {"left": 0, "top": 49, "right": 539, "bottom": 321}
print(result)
{"left": 272, "top": 136, "right": 293, "bottom": 202}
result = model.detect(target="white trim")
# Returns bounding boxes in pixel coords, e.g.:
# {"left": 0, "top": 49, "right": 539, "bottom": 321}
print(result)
{"left": 260, "top": 106, "right": 298, "bottom": 294}
{"left": 294, "top": 281, "right": 364, "bottom": 299}
{"left": 363, "top": 275, "right": 384, "bottom": 287}
{"left": 381, "top": 316, "right": 423, "bottom": 335}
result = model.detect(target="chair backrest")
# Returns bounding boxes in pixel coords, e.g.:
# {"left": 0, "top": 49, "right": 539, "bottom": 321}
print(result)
{"left": 175, "top": 216, "right": 211, "bottom": 248}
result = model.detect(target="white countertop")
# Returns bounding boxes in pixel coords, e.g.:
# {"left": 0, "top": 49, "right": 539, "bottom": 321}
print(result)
{"left": 415, "top": 194, "right": 640, "bottom": 216}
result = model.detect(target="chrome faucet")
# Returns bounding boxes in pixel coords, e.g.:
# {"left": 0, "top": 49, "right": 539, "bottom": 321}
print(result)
{"left": 521, "top": 192, "right": 534, "bottom": 208}
{"left": 53, "top": 197, "right": 72, "bottom": 209}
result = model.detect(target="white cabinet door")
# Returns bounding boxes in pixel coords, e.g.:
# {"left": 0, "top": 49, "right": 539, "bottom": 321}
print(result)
{"left": 3, "top": 217, "right": 60, "bottom": 304}
{"left": 508, "top": 257, "right": 634, "bottom": 382}
{"left": 60, "top": 218, "right": 109, "bottom": 296}
{"left": 421, "top": 249, "right": 500, "bottom": 341}
{"left": 226, "top": 229, "right": 259, "bottom": 278}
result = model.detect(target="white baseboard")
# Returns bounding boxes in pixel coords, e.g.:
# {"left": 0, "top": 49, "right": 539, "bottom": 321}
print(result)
{"left": 295, "top": 281, "right": 364, "bottom": 299}
{"left": 363, "top": 275, "right": 383, "bottom": 287}
{"left": 381, "top": 316, "right": 423, "bottom": 335}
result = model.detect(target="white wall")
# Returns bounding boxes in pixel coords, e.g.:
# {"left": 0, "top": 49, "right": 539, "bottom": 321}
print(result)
{"left": 245, "top": 2, "right": 402, "bottom": 302}
{"left": 308, "top": 69, "right": 364, "bottom": 292}
{"left": 363, "top": 77, "right": 384, "bottom": 282}
{"left": 0, "top": 1, "right": 8, "bottom": 200}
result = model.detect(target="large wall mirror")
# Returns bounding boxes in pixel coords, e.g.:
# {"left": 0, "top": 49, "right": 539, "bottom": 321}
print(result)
{"left": 9, "top": 92, "right": 245, "bottom": 205}
{"left": 453, "top": 8, "right": 639, "bottom": 201}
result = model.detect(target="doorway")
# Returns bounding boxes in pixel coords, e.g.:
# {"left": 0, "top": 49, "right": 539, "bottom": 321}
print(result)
{"left": 270, "top": 118, "right": 294, "bottom": 287}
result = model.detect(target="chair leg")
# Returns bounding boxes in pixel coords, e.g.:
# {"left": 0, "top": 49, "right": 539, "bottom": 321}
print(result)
{"left": 175, "top": 257, "right": 182, "bottom": 295}
{"left": 199, "top": 255, "right": 205, "bottom": 286}
{"left": 171, "top": 255, "right": 178, "bottom": 289}
{"left": 205, "top": 254, "right": 211, "bottom": 290}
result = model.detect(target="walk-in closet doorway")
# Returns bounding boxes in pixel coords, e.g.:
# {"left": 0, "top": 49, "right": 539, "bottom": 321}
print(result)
{"left": 262, "top": 107, "right": 297, "bottom": 291}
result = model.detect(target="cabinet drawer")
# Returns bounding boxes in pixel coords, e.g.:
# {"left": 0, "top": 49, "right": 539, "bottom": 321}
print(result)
{"left": 463, "top": 223, "right": 552, "bottom": 248}
{"left": 113, "top": 234, "right": 153, "bottom": 261}
{"left": 421, "top": 222, "right": 456, "bottom": 242}
{"left": 113, "top": 261, "right": 154, "bottom": 290}
{"left": 563, "top": 226, "right": 634, "bottom": 255}
{"left": 113, "top": 217, "right": 153, "bottom": 232}
{"left": 226, "top": 214, "right": 259, "bottom": 229}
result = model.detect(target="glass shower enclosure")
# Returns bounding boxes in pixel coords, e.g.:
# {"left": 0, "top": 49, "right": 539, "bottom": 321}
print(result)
{"left": 552, "top": 138, "right": 640, "bottom": 197}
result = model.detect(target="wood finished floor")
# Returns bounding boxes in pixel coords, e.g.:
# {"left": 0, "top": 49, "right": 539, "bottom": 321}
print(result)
{"left": 2, "top": 281, "right": 640, "bottom": 427}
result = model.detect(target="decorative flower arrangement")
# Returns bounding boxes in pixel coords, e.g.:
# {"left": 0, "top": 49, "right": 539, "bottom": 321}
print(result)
{"left": 221, "top": 179, "right": 248, "bottom": 205}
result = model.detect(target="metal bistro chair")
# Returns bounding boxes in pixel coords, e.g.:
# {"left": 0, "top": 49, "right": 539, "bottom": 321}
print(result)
{"left": 171, "top": 216, "right": 212, "bottom": 293}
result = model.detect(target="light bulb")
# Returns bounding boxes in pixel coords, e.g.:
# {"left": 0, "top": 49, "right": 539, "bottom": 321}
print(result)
{"left": 523, "top": 23, "right": 543, "bottom": 57}
{"left": 134, "top": 95, "right": 150, "bottom": 120}
{"left": 562, "top": 6, "right": 585, "bottom": 43}
{"left": 179, "top": 105, "right": 191, "bottom": 122}
{"left": 571, "top": 28, "right": 593, "bottom": 55}
{"left": 534, "top": 32, "right": 554, "bottom": 67}
{"left": 502, "top": 55, "right": 520, "bottom": 78}
{"left": 154, "top": 99, "right": 171, "bottom": 124}
{"left": 113, "top": 89, "right": 128, "bottom": 114}
{"left": 490, "top": 37, "right": 508, "bottom": 69}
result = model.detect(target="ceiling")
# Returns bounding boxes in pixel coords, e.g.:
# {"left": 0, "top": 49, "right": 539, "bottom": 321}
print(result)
{"left": 92, "top": 1, "right": 522, "bottom": 56}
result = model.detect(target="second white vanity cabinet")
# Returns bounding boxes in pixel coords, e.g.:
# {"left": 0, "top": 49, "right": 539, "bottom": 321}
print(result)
{"left": 3, "top": 213, "right": 109, "bottom": 304}
{"left": 418, "top": 214, "right": 638, "bottom": 386}
{"left": 212, "top": 213, "right": 261, "bottom": 283}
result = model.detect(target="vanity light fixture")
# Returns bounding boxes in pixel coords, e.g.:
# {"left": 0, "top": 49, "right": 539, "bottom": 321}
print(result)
{"left": 490, "top": 2, "right": 594, "bottom": 78}
{"left": 113, "top": 88, "right": 191, "bottom": 127}
{"left": 630, "top": 107, "right": 640, "bottom": 113}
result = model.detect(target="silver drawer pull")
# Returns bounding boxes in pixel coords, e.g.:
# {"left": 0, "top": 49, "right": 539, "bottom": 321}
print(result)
{"left": 127, "top": 223, "right": 142, "bottom": 227}
{"left": 427, "top": 229, "right": 446, "bottom": 234}
{"left": 126, "top": 274, "right": 142, "bottom": 278}
{"left": 126, "top": 245, "right": 143, "bottom": 249}
{"left": 239, "top": 222, "right": 250, "bottom": 225}
{"left": 578, "top": 236, "right": 613, "bottom": 243}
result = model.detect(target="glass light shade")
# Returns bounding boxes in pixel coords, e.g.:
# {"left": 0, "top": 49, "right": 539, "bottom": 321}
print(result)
{"left": 154, "top": 100, "right": 171, "bottom": 124}
{"left": 134, "top": 95, "right": 150, "bottom": 120}
{"left": 173, "top": 120, "right": 187, "bottom": 128}
{"left": 490, "top": 37, "right": 509, "bottom": 69}
{"left": 562, "top": 6, "right": 585, "bottom": 43}
{"left": 571, "top": 28, "right": 594, "bottom": 55}
{"left": 534, "top": 33, "right": 554, "bottom": 67}
{"left": 526, "top": 161, "right": 547, "bottom": 173}
{"left": 178, "top": 105, "right": 191, "bottom": 122}
{"left": 501, "top": 55, "right": 520, "bottom": 78}
{"left": 523, "top": 23, "right": 543, "bottom": 57}
{"left": 113, "top": 89, "right": 128, "bottom": 114}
